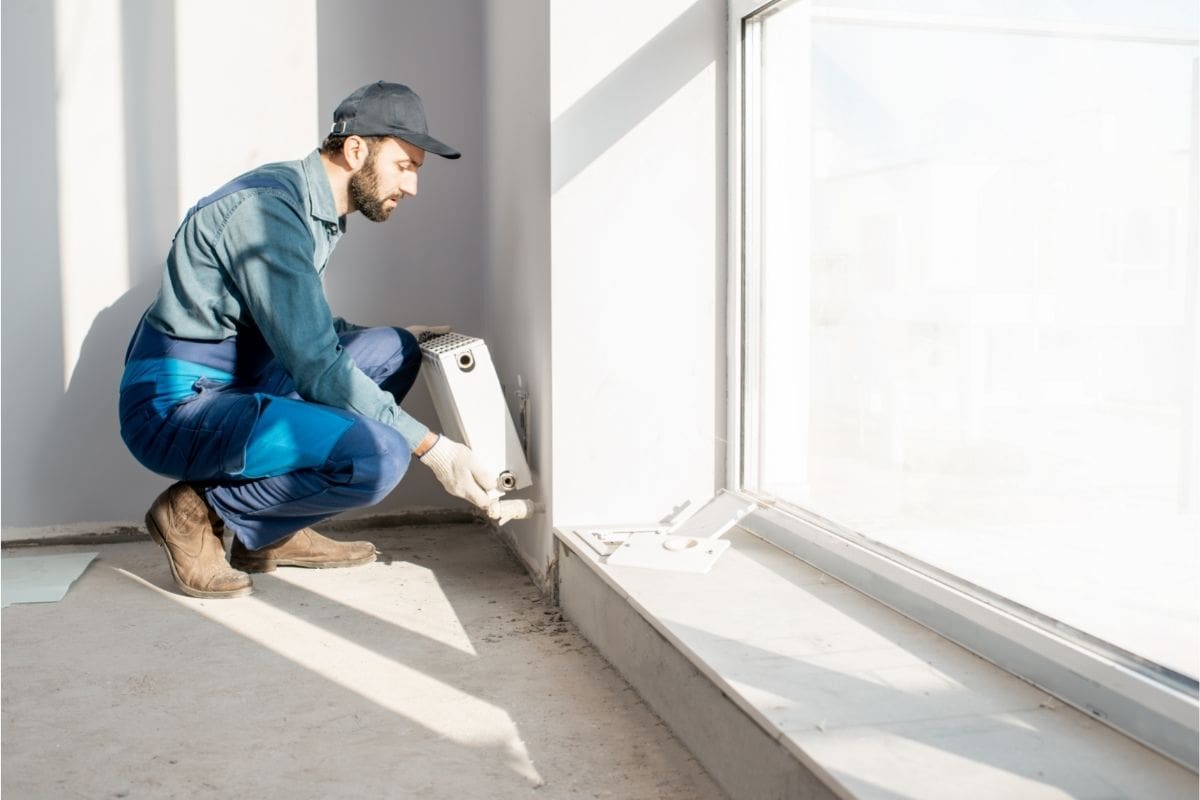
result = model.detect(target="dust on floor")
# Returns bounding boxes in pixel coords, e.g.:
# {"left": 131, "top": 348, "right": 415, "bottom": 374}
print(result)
{"left": 1, "top": 523, "right": 727, "bottom": 800}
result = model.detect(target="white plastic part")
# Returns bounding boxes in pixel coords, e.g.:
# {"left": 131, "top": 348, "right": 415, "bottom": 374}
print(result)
{"left": 666, "top": 490, "right": 757, "bottom": 539}
{"left": 564, "top": 525, "right": 666, "bottom": 557}
{"left": 663, "top": 537, "right": 696, "bottom": 551}
{"left": 606, "top": 533, "right": 732, "bottom": 574}
{"left": 602, "top": 491, "right": 758, "bottom": 573}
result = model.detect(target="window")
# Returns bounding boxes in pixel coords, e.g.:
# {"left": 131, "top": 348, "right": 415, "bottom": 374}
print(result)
{"left": 732, "top": 0, "right": 1199, "bottom": 765}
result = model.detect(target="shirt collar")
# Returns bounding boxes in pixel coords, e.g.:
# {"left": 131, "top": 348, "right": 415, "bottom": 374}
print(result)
{"left": 301, "top": 149, "right": 342, "bottom": 228}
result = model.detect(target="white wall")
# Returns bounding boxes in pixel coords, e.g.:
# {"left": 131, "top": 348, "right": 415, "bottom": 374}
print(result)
{"left": 2, "top": 0, "right": 323, "bottom": 527}
{"left": 2, "top": 0, "right": 728, "bottom": 590}
{"left": 1, "top": 0, "right": 486, "bottom": 528}
{"left": 549, "top": 0, "right": 728, "bottom": 526}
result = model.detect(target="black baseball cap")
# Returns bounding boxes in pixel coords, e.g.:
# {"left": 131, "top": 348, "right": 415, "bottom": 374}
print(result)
{"left": 330, "top": 81, "right": 460, "bottom": 159}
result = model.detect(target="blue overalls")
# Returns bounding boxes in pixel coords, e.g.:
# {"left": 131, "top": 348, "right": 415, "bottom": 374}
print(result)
{"left": 119, "top": 162, "right": 424, "bottom": 550}
{"left": 120, "top": 318, "right": 420, "bottom": 550}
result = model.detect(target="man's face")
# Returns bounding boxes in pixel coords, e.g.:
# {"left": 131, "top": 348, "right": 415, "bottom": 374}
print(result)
{"left": 348, "top": 137, "right": 425, "bottom": 222}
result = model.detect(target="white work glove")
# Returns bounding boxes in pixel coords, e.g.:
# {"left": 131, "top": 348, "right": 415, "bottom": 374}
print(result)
{"left": 419, "top": 435, "right": 500, "bottom": 509}
{"left": 487, "top": 499, "right": 537, "bottom": 526}
{"left": 404, "top": 324, "right": 451, "bottom": 343}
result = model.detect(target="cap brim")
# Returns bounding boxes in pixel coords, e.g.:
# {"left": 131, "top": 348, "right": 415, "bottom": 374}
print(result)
{"left": 396, "top": 132, "right": 461, "bottom": 160}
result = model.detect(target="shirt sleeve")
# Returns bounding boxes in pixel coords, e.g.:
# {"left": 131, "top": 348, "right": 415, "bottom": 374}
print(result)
{"left": 216, "top": 191, "right": 431, "bottom": 450}
{"left": 332, "top": 316, "right": 367, "bottom": 334}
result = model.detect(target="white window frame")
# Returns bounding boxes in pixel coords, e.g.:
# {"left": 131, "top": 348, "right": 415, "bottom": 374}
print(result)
{"left": 726, "top": 0, "right": 1200, "bottom": 770}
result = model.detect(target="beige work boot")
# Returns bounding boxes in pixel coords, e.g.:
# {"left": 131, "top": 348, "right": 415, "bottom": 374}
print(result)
{"left": 229, "top": 527, "right": 377, "bottom": 573}
{"left": 144, "top": 483, "right": 253, "bottom": 599}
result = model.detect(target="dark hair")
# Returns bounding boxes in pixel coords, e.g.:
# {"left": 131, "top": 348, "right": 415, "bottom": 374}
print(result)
{"left": 320, "top": 134, "right": 395, "bottom": 158}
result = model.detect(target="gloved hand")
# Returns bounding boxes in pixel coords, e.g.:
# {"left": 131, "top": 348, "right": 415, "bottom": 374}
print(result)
{"left": 418, "top": 435, "right": 499, "bottom": 509}
{"left": 487, "top": 499, "right": 538, "bottom": 526}
{"left": 404, "top": 324, "right": 452, "bottom": 343}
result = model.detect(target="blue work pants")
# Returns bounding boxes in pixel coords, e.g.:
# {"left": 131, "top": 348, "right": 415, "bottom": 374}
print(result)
{"left": 119, "top": 317, "right": 420, "bottom": 549}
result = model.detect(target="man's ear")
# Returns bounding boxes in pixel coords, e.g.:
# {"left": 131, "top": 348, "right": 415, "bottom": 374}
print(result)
{"left": 343, "top": 135, "right": 369, "bottom": 170}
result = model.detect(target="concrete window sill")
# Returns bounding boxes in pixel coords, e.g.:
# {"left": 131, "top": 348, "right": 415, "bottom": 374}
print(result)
{"left": 554, "top": 525, "right": 1196, "bottom": 799}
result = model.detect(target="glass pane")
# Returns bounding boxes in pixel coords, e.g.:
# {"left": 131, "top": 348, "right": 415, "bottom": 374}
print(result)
{"left": 752, "top": 1, "right": 1200, "bottom": 678}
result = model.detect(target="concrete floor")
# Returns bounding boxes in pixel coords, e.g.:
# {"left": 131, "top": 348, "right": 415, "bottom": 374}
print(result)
{"left": 1, "top": 524, "right": 727, "bottom": 799}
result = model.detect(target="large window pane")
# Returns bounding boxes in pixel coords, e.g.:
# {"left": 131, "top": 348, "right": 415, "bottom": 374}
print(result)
{"left": 749, "top": 1, "right": 1199, "bottom": 678}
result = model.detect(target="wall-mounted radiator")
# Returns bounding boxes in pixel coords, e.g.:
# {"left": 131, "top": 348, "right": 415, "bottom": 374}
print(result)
{"left": 419, "top": 332, "right": 533, "bottom": 492}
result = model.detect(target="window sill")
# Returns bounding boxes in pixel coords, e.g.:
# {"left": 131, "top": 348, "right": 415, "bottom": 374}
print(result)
{"left": 554, "top": 524, "right": 1195, "bottom": 799}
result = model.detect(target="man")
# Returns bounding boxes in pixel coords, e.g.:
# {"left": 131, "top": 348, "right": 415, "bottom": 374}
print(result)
{"left": 119, "top": 81, "right": 499, "bottom": 599}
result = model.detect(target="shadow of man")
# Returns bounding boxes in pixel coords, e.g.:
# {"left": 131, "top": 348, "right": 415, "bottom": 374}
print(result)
{"left": 31, "top": 281, "right": 168, "bottom": 526}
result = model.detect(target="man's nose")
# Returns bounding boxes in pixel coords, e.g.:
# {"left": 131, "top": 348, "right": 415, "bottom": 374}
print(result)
{"left": 401, "top": 172, "right": 418, "bottom": 198}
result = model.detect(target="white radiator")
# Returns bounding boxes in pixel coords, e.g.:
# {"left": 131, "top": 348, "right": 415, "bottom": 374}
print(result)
{"left": 419, "top": 332, "right": 532, "bottom": 492}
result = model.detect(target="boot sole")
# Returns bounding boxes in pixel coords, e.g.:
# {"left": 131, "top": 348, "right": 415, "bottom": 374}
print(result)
{"left": 145, "top": 513, "right": 253, "bottom": 599}
{"left": 230, "top": 552, "right": 377, "bottom": 574}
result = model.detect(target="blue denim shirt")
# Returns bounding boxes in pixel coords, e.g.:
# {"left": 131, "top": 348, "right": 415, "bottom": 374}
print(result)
{"left": 145, "top": 149, "right": 430, "bottom": 450}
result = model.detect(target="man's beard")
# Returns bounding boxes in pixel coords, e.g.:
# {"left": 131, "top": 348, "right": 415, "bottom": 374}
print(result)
{"left": 348, "top": 150, "right": 394, "bottom": 222}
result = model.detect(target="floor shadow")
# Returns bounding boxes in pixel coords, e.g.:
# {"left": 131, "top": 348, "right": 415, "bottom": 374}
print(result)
{"left": 2, "top": 527, "right": 728, "bottom": 799}
{"left": 2, "top": 549, "right": 543, "bottom": 797}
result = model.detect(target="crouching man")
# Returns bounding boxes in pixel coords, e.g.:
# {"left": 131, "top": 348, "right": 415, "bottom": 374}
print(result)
{"left": 119, "top": 81, "right": 496, "bottom": 598}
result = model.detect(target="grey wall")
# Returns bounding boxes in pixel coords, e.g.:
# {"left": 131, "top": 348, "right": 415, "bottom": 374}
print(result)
{"left": 1, "top": 0, "right": 65, "bottom": 525}
{"left": 482, "top": 0, "right": 554, "bottom": 583}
